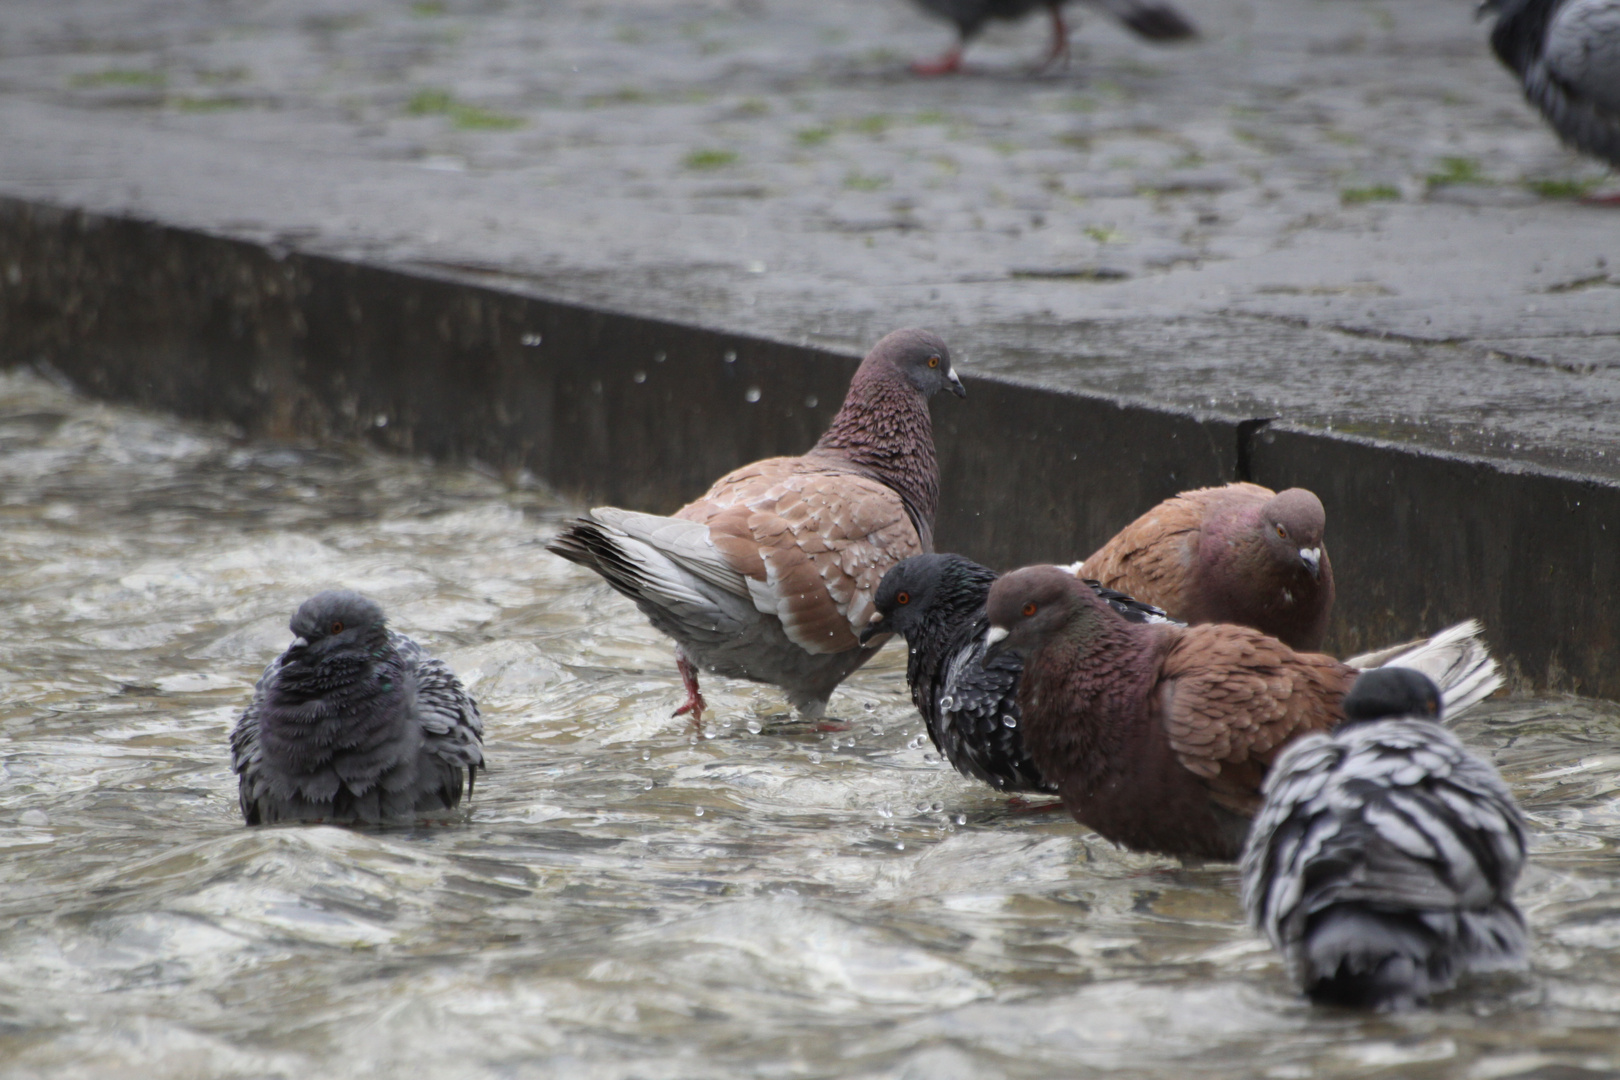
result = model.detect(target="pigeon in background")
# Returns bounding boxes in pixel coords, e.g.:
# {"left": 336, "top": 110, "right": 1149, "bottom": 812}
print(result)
{"left": 982, "top": 565, "right": 1502, "bottom": 861}
{"left": 861, "top": 552, "right": 1177, "bottom": 795}
{"left": 231, "top": 590, "right": 484, "bottom": 825}
{"left": 907, "top": 0, "right": 1197, "bottom": 76}
{"left": 547, "top": 329, "right": 965, "bottom": 725}
{"left": 1076, "top": 482, "right": 1336, "bottom": 652}
{"left": 1242, "top": 667, "right": 1529, "bottom": 1009}
{"left": 1483, "top": 0, "right": 1620, "bottom": 184}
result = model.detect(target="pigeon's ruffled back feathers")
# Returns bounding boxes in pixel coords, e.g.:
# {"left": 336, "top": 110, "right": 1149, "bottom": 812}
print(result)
{"left": 1242, "top": 717, "right": 1529, "bottom": 1009}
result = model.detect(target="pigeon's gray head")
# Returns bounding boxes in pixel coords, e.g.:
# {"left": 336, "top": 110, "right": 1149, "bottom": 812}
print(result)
{"left": 862, "top": 554, "right": 980, "bottom": 645}
{"left": 868, "top": 328, "right": 966, "bottom": 400}
{"left": 1258, "top": 488, "right": 1328, "bottom": 581}
{"left": 287, "top": 590, "right": 388, "bottom": 658}
{"left": 1341, "top": 667, "right": 1442, "bottom": 727}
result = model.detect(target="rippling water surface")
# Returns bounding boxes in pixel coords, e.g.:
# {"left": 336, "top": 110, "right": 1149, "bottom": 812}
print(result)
{"left": 2, "top": 370, "right": 1619, "bottom": 1079}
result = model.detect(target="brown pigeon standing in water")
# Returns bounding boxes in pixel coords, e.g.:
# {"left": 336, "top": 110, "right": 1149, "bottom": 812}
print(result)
{"left": 547, "top": 329, "right": 966, "bottom": 725}
{"left": 1076, "top": 482, "right": 1336, "bottom": 651}
{"left": 907, "top": 0, "right": 1197, "bottom": 76}
{"left": 983, "top": 566, "right": 1501, "bottom": 861}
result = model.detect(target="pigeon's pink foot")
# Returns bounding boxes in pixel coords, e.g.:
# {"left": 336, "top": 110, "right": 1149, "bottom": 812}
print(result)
{"left": 1007, "top": 796, "right": 1067, "bottom": 814}
{"left": 912, "top": 44, "right": 964, "bottom": 76}
{"left": 813, "top": 720, "right": 852, "bottom": 733}
{"left": 672, "top": 655, "right": 707, "bottom": 729}
{"left": 1579, "top": 191, "right": 1620, "bottom": 206}
{"left": 1032, "top": 3, "right": 1071, "bottom": 71}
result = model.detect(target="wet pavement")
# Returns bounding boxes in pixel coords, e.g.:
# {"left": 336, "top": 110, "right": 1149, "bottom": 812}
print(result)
{"left": 0, "top": 0, "right": 1616, "bottom": 477}
{"left": 3, "top": 370, "right": 1620, "bottom": 1080}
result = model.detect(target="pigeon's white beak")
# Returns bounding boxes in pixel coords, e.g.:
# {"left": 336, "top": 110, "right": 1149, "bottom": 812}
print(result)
{"left": 985, "top": 626, "right": 1009, "bottom": 647}
{"left": 1298, "top": 547, "right": 1322, "bottom": 580}
{"left": 290, "top": 636, "right": 309, "bottom": 649}
{"left": 946, "top": 370, "right": 966, "bottom": 398}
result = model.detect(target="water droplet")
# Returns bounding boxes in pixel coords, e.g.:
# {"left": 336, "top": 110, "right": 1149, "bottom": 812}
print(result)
{"left": 654, "top": 350, "right": 666, "bottom": 362}
{"left": 863, "top": 701, "right": 876, "bottom": 713}
{"left": 877, "top": 805, "right": 893, "bottom": 818}
{"left": 745, "top": 720, "right": 762, "bottom": 734}
{"left": 641, "top": 750, "right": 651, "bottom": 760}
{"left": 373, "top": 414, "right": 388, "bottom": 428}
{"left": 720, "top": 719, "right": 733, "bottom": 728}
{"left": 694, "top": 807, "right": 704, "bottom": 816}
{"left": 954, "top": 814, "right": 967, "bottom": 825}
{"left": 805, "top": 394, "right": 818, "bottom": 408}
{"left": 931, "top": 802, "right": 944, "bottom": 813}
{"left": 895, "top": 842, "right": 905, "bottom": 851}
{"left": 723, "top": 350, "right": 737, "bottom": 363}
{"left": 702, "top": 728, "right": 716, "bottom": 739}
{"left": 745, "top": 386, "right": 761, "bottom": 403}
{"left": 1002, "top": 715, "right": 1017, "bottom": 728}
{"left": 808, "top": 752, "right": 822, "bottom": 764}
{"left": 917, "top": 802, "right": 931, "bottom": 813}
{"left": 521, "top": 332, "right": 542, "bottom": 346}
{"left": 643, "top": 780, "right": 654, "bottom": 790}
{"left": 632, "top": 370, "right": 647, "bottom": 384}
{"left": 20, "top": 809, "right": 48, "bottom": 827}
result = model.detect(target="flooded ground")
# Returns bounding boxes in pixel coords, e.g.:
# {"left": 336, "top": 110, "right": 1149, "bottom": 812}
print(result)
{"left": 2, "top": 367, "right": 1619, "bottom": 1080}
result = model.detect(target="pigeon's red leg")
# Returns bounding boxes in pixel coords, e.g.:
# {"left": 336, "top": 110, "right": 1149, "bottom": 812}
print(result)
{"left": 672, "top": 654, "right": 707, "bottom": 728}
{"left": 1007, "top": 796, "right": 1067, "bottom": 814}
{"left": 1579, "top": 191, "right": 1620, "bottom": 206}
{"left": 1035, "top": 2, "right": 1071, "bottom": 71}
{"left": 813, "top": 720, "right": 853, "bottom": 733}
{"left": 912, "top": 42, "right": 965, "bottom": 76}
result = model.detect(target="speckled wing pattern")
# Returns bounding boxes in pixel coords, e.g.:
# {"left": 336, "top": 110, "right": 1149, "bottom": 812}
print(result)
{"left": 1154, "top": 624, "right": 1354, "bottom": 815}
{"left": 392, "top": 630, "right": 485, "bottom": 785}
{"left": 1241, "top": 719, "right": 1528, "bottom": 1006}
{"left": 1079, "top": 483, "right": 1271, "bottom": 614}
{"left": 678, "top": 457, "right": 924, "bottom": 654}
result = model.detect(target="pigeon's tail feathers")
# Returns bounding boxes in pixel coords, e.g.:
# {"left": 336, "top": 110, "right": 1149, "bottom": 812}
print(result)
{"left": 1296, "top": 902, "right": 1527, "bottom": 1010}
{"left": 1089, "top": 0, "right": 1198, "bottom": 41}
{"left": 546, "top": 512, "right": 754, "bottom": 643}
{"left": 1347, "top": 620, "right": 1502, "bottom": 719}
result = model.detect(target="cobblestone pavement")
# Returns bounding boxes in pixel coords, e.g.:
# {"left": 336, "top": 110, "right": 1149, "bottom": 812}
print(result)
{"left": 0, "top": 0, "right": 1616, "bottom": 475}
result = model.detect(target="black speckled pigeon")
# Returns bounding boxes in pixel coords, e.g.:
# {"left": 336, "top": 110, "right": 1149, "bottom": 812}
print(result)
{"left": 231, "top": 590, "right": 484, "bottom": 825}
{"left": 1242, "top": 667, "right": 1529, "bottom": 1010}
{"left": 861, "top": 552, "right": 1178, "bottom": 795}
{"left": 908, "top": 0, "right": 1197, "bottom": 75}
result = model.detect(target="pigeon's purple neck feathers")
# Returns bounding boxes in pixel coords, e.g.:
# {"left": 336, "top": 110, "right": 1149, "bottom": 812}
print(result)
{"left": 813, "top": 356, "right": 940, "bottom": 547}
{"left": 1198, "top": 492, "right": 1332, "bottom": 651}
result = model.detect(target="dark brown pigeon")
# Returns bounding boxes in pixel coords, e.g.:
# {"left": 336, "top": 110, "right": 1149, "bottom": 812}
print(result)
{"left": 908, "top": 0, "right": 1196, "bottom": 76}
{"left": 1077, "top": 482, "right": 1335, "bottom": 651}
{"left": 547, "top": 329, "right": 965, "bottom": 725}
{"left": 983, "top": 566, "right": 1500, "bottom": 861}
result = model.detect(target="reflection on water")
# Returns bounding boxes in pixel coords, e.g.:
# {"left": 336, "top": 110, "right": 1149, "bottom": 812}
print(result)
{"left": 1, "top": 368, "right": 1618, "bottom": 1079}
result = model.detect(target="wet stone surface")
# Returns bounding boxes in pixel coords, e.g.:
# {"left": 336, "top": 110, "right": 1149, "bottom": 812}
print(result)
{"left": 3, "top": 373, "right": 1620, "bottom": 1078}
{"left": 0, "top": 0, "right": 1616, "bottom": 477}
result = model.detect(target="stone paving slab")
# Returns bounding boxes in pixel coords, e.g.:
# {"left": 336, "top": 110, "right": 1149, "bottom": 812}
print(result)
{"left": 0, "top": 0, "right": 1615, "bottom": 477}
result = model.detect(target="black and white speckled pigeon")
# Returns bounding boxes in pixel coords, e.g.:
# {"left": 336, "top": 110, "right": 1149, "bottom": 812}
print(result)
{"left": 548, "top": 329, "right": 964, "bottom": 726}
{"left": 908, "top": 0, "right": 1197, "bottom": 76}
{"left": 860, "top": 553, "right": 1178, "bottom": 794}
{"left": 1484, "top": 0, "right": 1620, "bottom": 174}
{"left": 230, "top": 590, "right": 484, "bottom": 825}
{"left": 1241, "top": 667, "right": 1529, "bottom": 1010}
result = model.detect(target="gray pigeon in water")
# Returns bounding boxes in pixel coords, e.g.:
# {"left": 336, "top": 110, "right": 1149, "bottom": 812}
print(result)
{"left": 908, "top": 0, "right": 1197, "bottom": 75}
{"left": 1242, "top": 667, "right": 1529, "bottom": 1009}
{"left": 1484, "top": 0, "right": 1620, "bottom": 175}
{"left": 860, "top": 552, "right": 1177, "bottom": 795}
{"left": 547, "top": 328, "right": 965, "bottom": 725}
{"left": 230, "top": 590, "right": 484, "bottom": 825}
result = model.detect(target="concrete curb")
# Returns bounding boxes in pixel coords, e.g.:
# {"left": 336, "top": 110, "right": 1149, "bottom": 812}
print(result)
{"left": 2, "top": 196, "right": 1615, "bottom": 698}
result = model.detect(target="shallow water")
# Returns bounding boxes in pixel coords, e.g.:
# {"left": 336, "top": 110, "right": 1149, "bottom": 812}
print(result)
{"left": 1, "top": 369, "right": 1618, "bottom": 1080}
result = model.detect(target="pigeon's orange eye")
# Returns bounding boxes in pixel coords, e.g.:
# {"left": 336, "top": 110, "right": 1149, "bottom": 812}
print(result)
{"left": 1022, "top": 602, "right": 1037, "bottom": 617}
{"left": 927, "top": 355, "right": 940, "bottom": 368}
{"left": 331, "top": 621, "right": 344, "bottom": 634}
{"left": 1274, "top": 524, "right": 1287, "bottom": 539}
{"left": 896, "top": 591, "right": 910, "bottom": 605}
